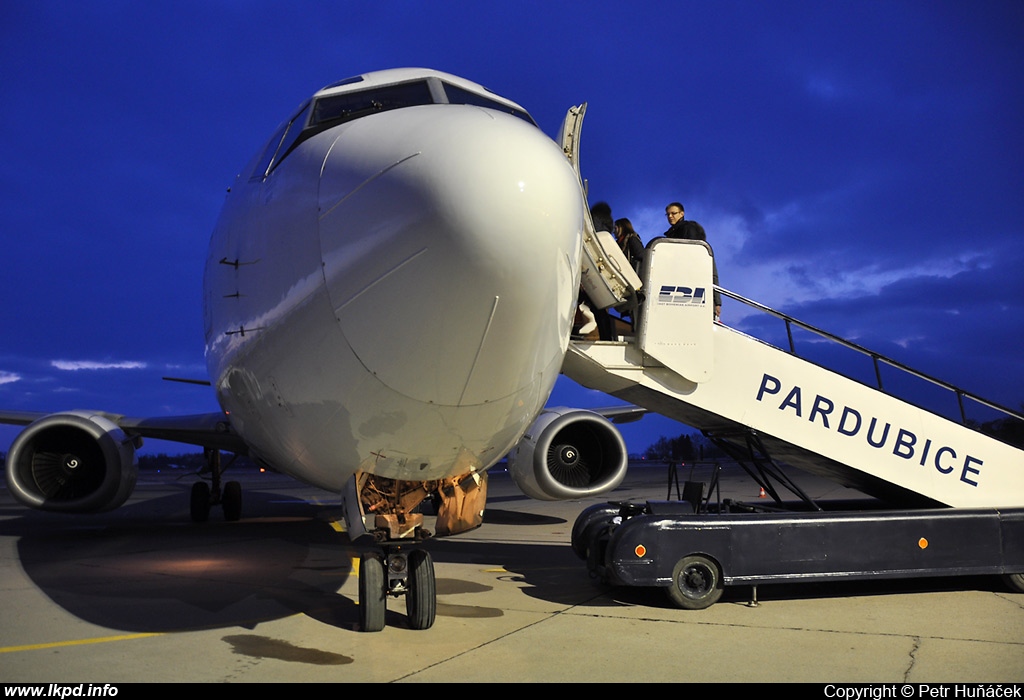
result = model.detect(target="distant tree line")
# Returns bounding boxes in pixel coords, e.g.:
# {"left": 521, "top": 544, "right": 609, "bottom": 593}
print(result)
{"left": 643, "top": 432, "right": 725, "bottom": 462}
{"left": 136, "top": 452, "right": 261, "bottom": 471}
{"left": 137, "top": 452, "right": 208, "bottom": 470}
{"left": 974, "top": 413, "right": 1024, "bottom": 450}
{"left": 640, "top": 411, "right": 1024, "bottom": 464}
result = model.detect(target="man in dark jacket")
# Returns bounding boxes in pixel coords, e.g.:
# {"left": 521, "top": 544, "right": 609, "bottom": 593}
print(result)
{"left": 663, "top": 202, "right": 705, "bottom": 240}
{"left": 663, "top": 202, "right": 721, "bottom": 320}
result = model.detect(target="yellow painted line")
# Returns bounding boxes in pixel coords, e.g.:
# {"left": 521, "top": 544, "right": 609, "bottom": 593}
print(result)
{"left": 328, "top": 520, "right": 345, "bottom": 533}
{"left": 0, "top": 632, "right": 161, "bottom": 654}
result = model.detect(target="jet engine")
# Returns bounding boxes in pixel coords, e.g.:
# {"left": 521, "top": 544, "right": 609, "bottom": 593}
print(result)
{"left": 507, "top": 408, "right": 628, "bottom": 501}
{"left": 5, "top": 411, "right": 138, "bottom": 513}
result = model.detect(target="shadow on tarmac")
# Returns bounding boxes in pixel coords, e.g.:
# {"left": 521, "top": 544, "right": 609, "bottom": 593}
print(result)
{"left": 0, "top": 473, "right": 1014, "bottom": 637}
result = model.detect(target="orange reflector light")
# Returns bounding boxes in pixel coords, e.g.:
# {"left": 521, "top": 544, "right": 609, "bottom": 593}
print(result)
{"left": 635, "top": 544, "right": 647, "bottom": 558}
{"left": 918, "top": 538, "right": 928, "bottom": 549}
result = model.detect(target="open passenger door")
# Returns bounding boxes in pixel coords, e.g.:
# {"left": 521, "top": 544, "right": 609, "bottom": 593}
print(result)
{"left": 559, "top": 104, "right": 642, "bottom": 311}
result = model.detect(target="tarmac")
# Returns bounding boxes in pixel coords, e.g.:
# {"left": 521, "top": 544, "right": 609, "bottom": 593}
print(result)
{"left": 0, "top": 462, "right": 1022, "bottom": 683}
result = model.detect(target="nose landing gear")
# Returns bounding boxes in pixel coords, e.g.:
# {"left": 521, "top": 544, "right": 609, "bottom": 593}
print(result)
{"left": 349, "top": 473, "right": 440, "bottom": 631}
{"left": 358, "top": 545, "right": 436, "bottom": 632}
{"left": 349, "top": 470, "right": 486, "bottom": 631}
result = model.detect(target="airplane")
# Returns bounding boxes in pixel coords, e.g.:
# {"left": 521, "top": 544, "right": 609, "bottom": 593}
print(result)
{"left": 0, "top": 68, "right": 643, "bottom": 632}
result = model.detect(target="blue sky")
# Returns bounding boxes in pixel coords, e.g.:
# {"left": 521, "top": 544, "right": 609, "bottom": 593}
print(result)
{"left": 1, "top": 1, "right": 1022, "bottom": 456}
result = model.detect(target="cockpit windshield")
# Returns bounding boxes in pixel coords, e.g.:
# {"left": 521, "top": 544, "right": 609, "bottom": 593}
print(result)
{"left": 254, "top": 77, "right": 536, "bottom": 179}
{"left": 312, "top": 81, "right": 434, "bottom": 129}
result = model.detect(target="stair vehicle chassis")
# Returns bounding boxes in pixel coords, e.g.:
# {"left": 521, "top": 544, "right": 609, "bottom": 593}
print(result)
{"left": 573, "top": 498, "right": 1024, "bottom": 609}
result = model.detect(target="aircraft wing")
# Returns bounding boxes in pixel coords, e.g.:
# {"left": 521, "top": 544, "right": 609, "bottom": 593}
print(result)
{"left": 0, "top": 411, "right": 46, "bottom": 428}
{"left": 0, "top": 410, "right": 248, "bottom": 454}
{"left": 116, "top": 413, "right": 248, "bottom": 453}
{"left": 591, "top": 405, "right": 648, "bottom": 424}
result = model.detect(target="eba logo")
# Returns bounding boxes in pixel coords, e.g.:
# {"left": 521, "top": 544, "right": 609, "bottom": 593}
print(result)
{"left": 658, "top": 285, "right": 706, "bottom": 306}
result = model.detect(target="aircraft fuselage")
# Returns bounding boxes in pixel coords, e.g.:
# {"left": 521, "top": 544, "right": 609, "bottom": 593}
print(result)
{"left": 203, "top": 69, "right": 585, "bottom": 491}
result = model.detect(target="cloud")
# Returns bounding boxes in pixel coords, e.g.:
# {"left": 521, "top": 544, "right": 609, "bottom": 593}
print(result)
{"left": 0, "top": 371, "right": 21, "bottom": 385}
{"left": 619, "top": 198, "right": 992, "bottom": 328}
{"left": 51, "top": 360, "right": 147, "bottom": 371}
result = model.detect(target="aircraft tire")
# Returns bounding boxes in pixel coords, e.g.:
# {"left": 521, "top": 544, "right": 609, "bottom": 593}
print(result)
{"left": 222, "top": 480, "right": 242, "bottom": 521}
{"left": 1004, "top": 572, "right": 1024, "bottom": 594}
{"left": 359, "top": 552, "right": 386, "bottom": 632}
{"left": 406, "top": 549, "right": 436, "bottom": 630}
{"left": 190, "top": 481, "right": 211, "bottom": 523}
{"left": 666, "top": 554, "right": 724, "bottom": 610}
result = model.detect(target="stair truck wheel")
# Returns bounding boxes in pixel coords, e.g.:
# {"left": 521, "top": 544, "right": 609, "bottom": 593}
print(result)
{"left": 666, "top": 554, "right": 724, "bottom": 610}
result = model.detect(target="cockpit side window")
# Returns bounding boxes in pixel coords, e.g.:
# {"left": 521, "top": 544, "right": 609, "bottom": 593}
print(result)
{"left": 441, "top": 83, "right": 536, "bottom": 125}
{"left": 250, "top": 122, "right": 288, "bottom": 181}
{"left": 251, "top": 101, "right": 311, "bottom": 180}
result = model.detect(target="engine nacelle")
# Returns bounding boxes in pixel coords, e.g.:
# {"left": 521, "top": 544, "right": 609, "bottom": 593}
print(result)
{"left": 5, "top": 411, "right": 138, "bottom": 513}
{"left": 507, "top": 407, "right": 628, "bottom": 501}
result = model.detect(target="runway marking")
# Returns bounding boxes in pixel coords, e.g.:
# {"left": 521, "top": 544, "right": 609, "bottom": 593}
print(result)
{"left": 0, "top": 633, "right": 161, "bottom": 654}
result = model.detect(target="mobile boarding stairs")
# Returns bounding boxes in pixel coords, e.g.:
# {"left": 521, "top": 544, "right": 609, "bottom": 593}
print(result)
{"left": 565, "top": 233, "right": 1024, "bottom": 609}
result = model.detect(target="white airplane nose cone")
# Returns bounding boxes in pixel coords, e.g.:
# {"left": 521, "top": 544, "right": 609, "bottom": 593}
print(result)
{"left": 319, "top": 106, "right": 583, "bottom": 408}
